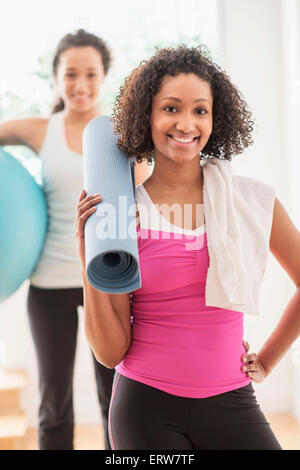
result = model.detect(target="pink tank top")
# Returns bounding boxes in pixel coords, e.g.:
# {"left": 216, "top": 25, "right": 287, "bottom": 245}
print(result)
{"left": 115, "top": 184, "right": 251, "bottom": 398}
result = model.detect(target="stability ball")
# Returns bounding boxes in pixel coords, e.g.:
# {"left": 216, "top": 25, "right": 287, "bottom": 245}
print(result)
{"left": 0, "top": 147, "right": 47, "bottom": 303}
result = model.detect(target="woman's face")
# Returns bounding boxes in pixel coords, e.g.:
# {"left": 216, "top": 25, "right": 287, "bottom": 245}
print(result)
{"left": 150, "top": 73, "right": 213, "bottom": 164}
{"left": 55, "top": 46, "right": 106, "bottom": 114}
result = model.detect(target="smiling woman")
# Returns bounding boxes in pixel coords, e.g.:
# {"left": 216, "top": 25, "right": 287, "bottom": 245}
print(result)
{"left": 56, "top": 47, "right": 105, "bottom": 109}
{"left": 150, "top": 74, "right": 213, "bottom": 165}
{"left": 52, "top": 30, "right": 111, "bottom": 115}
{"left": 113, "top": 45, "right": 254, "bottom": 164}
{"left": 52, "top": 44, "right": 107, "bottom": 154}
{"left": 76, "top": 44, "right": 288, "bottom": 450}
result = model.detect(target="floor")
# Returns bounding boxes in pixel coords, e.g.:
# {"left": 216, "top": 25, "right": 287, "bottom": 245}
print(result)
{"left": 16, "top": 412, "right": 300, "bottom": 450}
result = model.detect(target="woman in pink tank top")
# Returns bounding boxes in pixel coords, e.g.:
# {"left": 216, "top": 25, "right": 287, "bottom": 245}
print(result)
{"left": 76, "top": 45, "right": 300, "bottom": 449}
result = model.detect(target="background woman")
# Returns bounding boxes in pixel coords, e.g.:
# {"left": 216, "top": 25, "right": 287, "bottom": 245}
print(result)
{"left": 0, "top": 29, "right": 151, "bottom": 450}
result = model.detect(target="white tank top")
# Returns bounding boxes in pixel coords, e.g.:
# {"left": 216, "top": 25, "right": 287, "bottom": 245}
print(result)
{"left": 30, "top": 111, "right": 83, "bottom": 288}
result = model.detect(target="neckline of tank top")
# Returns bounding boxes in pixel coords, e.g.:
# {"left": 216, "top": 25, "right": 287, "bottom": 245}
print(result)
{"left": 60, "top": 111, "right": 82, "bottom": 158}
{"left": 137, "top": 183, "right": 206, "bottom": 236}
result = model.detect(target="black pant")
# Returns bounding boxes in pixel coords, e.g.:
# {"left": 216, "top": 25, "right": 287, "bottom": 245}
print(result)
{"left": 27, "top": 285, "right": 115, "bottom": 450}
{"left": 109, "top": 371, "right": 282, "bottom": 450}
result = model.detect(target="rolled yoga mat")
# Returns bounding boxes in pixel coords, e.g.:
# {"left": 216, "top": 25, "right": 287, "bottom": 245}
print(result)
{"left": 82, "top": 115, "right": 141, "bottom": 293}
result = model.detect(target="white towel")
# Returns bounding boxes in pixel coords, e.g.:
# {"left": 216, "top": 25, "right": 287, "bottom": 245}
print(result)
{"left": 201, "top": 157, "right": 275, "bottom": 315}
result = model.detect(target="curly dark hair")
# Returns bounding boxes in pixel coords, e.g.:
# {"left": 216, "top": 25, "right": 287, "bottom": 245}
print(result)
{"left": 52, "top": 29, "right": 112, "bottom": 113}
{"left": 112, "top": 45, "right": 254, "bottom": 163}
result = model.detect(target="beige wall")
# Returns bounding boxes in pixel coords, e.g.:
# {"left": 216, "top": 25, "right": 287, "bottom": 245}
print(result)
{"left": 220, "top": 0, "right": 300, "bottom": 418}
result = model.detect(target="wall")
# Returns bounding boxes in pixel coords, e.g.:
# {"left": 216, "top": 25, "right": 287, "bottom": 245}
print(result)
{"left": 220, "top": 0, "right": 299, "bottom": 416}
{"left": 280, "top": 0, "right": 300, "bottom": 424}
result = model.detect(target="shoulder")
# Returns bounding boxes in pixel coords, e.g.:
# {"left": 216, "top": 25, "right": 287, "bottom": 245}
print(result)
{"left": 134, "top": 159, "right": 152, "bottom": 186}
{"left": 21, "top": 117, "right": 49, "bottom": 153}
{"left": 22, "top": 117, "right": 49, "bottom": 134}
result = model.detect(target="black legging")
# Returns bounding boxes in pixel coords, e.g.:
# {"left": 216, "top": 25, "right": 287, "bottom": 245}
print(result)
{"left": 109, "top": 371, "right": 282, "bottom": 450}
{"left": 27, "top": 285, "right": 115, "bottom": 450}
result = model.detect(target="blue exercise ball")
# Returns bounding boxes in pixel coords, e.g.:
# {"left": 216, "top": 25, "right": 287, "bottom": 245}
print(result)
{"left": 0, "top": 147, "right": 47, "bottom": 303}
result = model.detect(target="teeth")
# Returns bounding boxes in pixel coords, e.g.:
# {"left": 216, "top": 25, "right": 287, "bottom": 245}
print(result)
{"left": 172, "top": 136, "right": 194, "bottom": 143}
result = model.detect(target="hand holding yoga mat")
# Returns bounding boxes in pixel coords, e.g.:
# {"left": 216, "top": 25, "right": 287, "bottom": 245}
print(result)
{"left": 82, "top": 115, "right": 141, "bottom": 293}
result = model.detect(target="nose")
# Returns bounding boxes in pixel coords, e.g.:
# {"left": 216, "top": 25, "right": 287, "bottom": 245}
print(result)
{"left": 175, "top": 113, "right": 196, "bottom": 134}
{"left": 74, "top": 77, "right": 89, "bottom": 93}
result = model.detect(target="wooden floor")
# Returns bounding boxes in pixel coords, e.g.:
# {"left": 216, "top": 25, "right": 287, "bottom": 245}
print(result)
{"left": 14, "top": 412, "right": 300, "bottom": 450}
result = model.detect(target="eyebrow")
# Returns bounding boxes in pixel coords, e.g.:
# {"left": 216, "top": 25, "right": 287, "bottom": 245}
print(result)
{"left": 161, "top": 96, "right": 211, "bottom": 103}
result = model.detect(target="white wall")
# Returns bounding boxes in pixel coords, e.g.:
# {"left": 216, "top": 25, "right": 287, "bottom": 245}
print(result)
{"left": 220, "top": 0, "right": 299, "bottom": 417}
{"left": 280, "top": 0, "right": 300, "bottom": 424}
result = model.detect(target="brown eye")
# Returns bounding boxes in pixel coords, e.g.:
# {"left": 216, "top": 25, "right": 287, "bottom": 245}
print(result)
{"left": 165, "top": 106, "right": 177, "bottom": 113}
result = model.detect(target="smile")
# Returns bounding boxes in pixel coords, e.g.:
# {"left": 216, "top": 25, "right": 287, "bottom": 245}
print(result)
{"left": 168, "top": 134, "right": 200, "bottom": 145}
{"left": 72, "top": 95, "right": 90, "bottom": 100}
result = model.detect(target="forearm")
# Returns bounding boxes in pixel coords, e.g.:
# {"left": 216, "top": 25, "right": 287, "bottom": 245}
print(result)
{"left": 258, "top": 286, "right": 300, "bottom": 375}
{"left": 82, "top": 270, "right": 129, "bottom": 368}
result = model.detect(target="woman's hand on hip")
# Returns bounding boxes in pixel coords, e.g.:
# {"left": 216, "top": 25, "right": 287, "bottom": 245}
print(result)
{"left": 74, "top": 189, "right": 102, "bottom": 270}
{"left": 241, "top": 340, "right": 268, "bottom": 384}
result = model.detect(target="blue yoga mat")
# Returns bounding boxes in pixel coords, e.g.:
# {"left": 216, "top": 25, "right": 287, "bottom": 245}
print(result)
{"left": 82, "top": 115, "right": 141, "bottom": 293}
